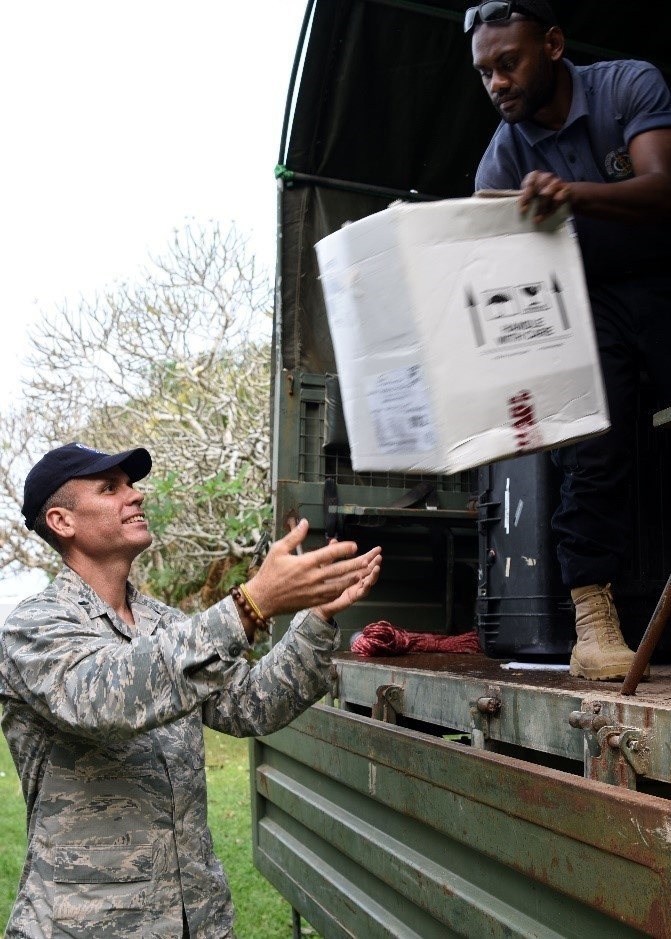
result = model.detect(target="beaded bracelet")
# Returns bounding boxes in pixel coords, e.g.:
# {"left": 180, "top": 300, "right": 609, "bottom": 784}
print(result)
{"left": 239, "top": 583, "right": 269, "bottom": 624}
{"left": 229, "top": 585, "right": 272, "bottom": 632}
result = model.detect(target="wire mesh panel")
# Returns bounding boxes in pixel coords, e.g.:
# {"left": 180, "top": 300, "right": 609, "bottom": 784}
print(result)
{"left": 297, "top": 372, "right": 476, "bottom": 494}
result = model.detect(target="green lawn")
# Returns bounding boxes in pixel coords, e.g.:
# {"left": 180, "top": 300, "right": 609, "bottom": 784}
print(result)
{"left": 0, "top": 733, "right": 25, "bottom": 933}
{"left": 0, "top": 728, "right": 305, "bottom": 938}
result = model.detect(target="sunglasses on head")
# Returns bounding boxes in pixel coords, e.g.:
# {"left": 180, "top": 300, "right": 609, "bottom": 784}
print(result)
{"left": 464, "top": 1, "right": 542, "bottom": 33}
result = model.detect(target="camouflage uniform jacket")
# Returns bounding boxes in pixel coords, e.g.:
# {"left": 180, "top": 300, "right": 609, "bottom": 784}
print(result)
{"left": 0, "top": 566, "right": 340, "bottom": 939}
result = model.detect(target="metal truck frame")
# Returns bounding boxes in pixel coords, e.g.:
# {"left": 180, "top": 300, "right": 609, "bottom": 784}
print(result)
{"left": 250, "top": 3, "right": 671, "bottom": 936}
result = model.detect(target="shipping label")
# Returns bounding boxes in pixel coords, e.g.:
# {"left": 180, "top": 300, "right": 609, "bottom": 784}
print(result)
{"left": 366, "top": 364, "right": 437, "bottom": 454}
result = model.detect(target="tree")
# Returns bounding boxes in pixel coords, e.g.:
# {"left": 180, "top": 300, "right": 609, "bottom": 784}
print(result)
{"left": 0, "top": 222, "right": 273, "bottom": 610}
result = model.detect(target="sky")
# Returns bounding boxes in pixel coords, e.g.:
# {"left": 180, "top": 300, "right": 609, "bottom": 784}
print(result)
{"left": 0, "top": 0, "right": 309, "bottom": 602}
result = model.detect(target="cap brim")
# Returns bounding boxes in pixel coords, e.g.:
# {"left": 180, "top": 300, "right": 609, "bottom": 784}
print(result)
{"left": 75, "top": 447, "right": 153, "bottom": 484}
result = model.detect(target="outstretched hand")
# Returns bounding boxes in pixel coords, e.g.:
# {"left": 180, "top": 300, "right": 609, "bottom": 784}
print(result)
{"left": 244, "top": 518, "right": 382, "bottom": 622}
{"left": 311, "top": 535, "right": 383, "bottom": 621}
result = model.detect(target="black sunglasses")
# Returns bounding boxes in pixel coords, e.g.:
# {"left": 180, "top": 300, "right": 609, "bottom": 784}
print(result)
{"left": 464, "top": 1, "right": 541, "bottom": 33}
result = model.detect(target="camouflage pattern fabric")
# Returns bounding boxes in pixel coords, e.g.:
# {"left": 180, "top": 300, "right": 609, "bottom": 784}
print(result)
{"left": 0, "top": 566, "right": 339, "bottom": 938}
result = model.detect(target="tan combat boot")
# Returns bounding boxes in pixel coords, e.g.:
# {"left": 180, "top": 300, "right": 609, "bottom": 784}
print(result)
{"left": 569, "top": 583, "right": 646, "bottom": 681}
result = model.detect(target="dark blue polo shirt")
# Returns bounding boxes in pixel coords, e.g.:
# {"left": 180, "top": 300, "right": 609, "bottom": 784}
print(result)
{"left": 475, "top": 59, "right": 671, "bottom": 281}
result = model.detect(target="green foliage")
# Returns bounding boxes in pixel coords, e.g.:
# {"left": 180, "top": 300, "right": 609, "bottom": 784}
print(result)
{"left": 139, "top": 463, "right": 272, "bottom": 607}
{"left": 144, "top": 470, "right": 183, "bottom": 540}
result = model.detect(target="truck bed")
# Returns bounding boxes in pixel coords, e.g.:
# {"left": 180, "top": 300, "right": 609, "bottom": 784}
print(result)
{"left": 333, "top": 652, "right": 671, "bottom": 788}
{"left": 335, "top": 651, "right": 671, "bottom": 701}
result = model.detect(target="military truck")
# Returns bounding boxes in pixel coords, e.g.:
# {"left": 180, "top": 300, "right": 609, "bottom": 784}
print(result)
{"left": 250, "top": 2, "right": 671, "bottom": 935}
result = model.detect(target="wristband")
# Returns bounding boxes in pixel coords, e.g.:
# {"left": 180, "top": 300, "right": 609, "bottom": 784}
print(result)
{"left": 229, "top": 585, "right": 272, "bottom": 632}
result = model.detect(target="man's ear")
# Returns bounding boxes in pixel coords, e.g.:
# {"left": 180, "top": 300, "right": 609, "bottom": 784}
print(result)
{"left": 545, "top": 25, "right": 565, "bottom": 62}
{"left": 45, "top": 506, "right": 75, "bottom": 541}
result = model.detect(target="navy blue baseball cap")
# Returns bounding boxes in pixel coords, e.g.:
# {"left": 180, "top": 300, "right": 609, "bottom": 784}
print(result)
{"left": 22, "top": 442, "right": 152, "bottom": 530}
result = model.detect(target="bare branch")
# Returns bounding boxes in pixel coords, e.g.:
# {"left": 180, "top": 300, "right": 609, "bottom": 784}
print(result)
{"left": 0, "top": 221, "right": 273, "bottom": 608}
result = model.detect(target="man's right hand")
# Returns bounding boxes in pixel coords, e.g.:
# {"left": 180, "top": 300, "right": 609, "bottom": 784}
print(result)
{"left": 519, "top": 170, "right": 571, "bottom": 222}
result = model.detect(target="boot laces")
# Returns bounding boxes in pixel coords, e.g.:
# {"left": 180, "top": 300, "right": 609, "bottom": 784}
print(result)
{"left": 596, "top": 587, "right": 622, "bottom": 645}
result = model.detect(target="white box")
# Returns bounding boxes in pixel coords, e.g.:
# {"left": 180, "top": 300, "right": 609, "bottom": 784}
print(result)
{"left": 315, "top": 195, "right": 609, "bottom": 475}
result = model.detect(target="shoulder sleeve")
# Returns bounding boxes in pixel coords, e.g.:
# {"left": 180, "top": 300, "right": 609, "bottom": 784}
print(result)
{"left": 616, "top": 61, "right": 671, "bottom": 143}
{"left": 0, "top": 593, "right": 251, "bottom": 742}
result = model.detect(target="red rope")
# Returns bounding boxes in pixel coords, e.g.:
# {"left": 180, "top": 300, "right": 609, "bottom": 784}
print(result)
{"left": 351, "top": 621, "right": 481, "bottom": 656}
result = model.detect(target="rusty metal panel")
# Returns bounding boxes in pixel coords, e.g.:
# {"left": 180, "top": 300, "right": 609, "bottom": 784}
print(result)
{"left": 334, "top": 655, "right": 671, "bottom": 784}
{"left": 251, "top": 705, "right": 671, "bottom": 938}
{"left": 335, "top": 655, "right": 584, "bottom": 759}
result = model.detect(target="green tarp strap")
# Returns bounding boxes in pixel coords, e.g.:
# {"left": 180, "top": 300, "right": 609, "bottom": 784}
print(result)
{"left": 274, "top": 164, "right": 295, "bottom": 182}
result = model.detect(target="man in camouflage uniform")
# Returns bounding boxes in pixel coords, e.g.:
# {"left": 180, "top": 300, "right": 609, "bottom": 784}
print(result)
{"left": 0, "top": 443, "right": 382, "bottom": 938}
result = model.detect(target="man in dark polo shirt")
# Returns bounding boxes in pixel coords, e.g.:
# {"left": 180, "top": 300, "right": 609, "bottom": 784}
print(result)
{"left": 466, "top": 0, "right": 671, "bottom": 679}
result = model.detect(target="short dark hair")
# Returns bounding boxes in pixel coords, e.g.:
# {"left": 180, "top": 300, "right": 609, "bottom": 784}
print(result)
{"left": 32, "top": 481, "right": 79, "bottom": 553}
{"left": 514, "top": 0, "right": 559, "bottom": 28}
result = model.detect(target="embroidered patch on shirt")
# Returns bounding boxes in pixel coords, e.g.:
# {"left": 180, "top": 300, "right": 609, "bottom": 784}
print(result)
{"left": 605, "top": 147, "right": 633, "bottom": 180}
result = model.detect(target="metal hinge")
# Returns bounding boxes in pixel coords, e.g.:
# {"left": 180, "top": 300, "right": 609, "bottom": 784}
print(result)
{"left": 569, "top": 703, "right": 650, "bottom": 788}
{"left": 470, "top": 692, "right": 502, "bottom": 749}
{"left": 327, "top": 665, "right": 339, "bottom": 704}
{"left": 372, "top": 684, "right": 404, "bottom": 723}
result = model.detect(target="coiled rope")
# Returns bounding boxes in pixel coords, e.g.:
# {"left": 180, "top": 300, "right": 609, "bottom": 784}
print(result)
{"left": 351, "top": 621, "right": 481, "bottom": 656}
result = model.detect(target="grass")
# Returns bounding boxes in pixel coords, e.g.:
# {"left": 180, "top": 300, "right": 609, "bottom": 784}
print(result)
{"left": 0, "top": 735, "right": 25, "bottom": 932}
{"left": 204, "top": 729, "right": 300, "bottom": 938}
{"left": 0, "top": 727, "right": 309, "bottom": 938}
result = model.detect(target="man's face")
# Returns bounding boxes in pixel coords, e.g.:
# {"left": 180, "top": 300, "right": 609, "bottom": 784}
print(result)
{"left": 472, "top": 19, "right": 556, "bottom": 124}
{"left": 56, "top": 467, "right": 152, "bottom": 561}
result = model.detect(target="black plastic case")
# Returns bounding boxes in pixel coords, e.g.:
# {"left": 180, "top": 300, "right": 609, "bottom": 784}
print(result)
{"left": 477, "top": 391, "right": 671, "bottom": 660}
